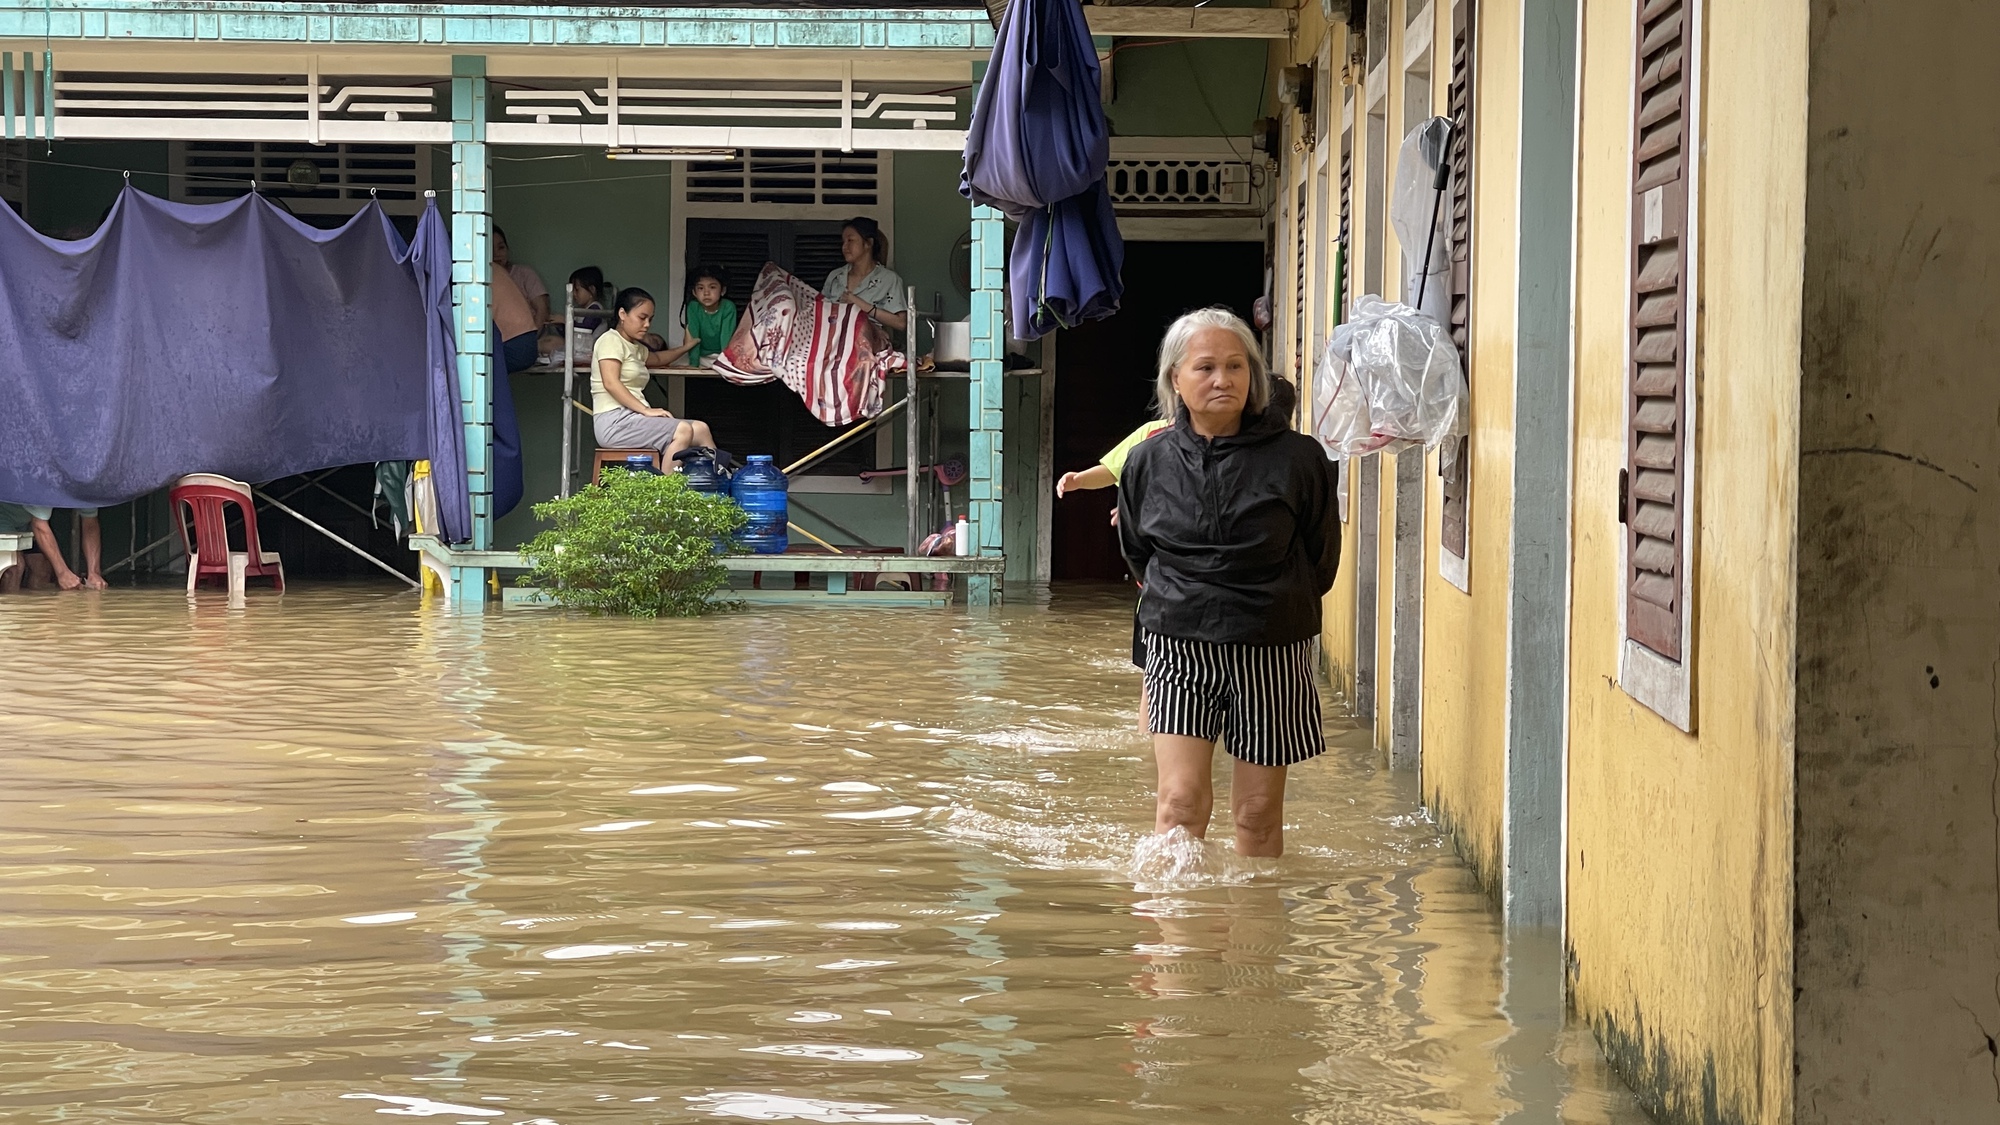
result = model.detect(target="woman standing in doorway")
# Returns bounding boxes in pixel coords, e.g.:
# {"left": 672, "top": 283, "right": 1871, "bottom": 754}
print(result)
{"left": 591, "top": 287, "right": 717, "bottom": 469}
{"left": 822, "top": 217, "right": 908, "bottom": 333}
{"left": 1116, "top": 308, "right": 1339, "bottom": 859}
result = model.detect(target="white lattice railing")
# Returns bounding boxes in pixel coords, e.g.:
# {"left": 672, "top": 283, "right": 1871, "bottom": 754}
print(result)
{"left": 22, "top": 72, "right": 449, "bottom": 143}
{"left": 4, "top": 56, "right": 968, "bottom": 151}
{"left": 503, "top": 85, "right": 956, "bottom": 128}
{"left": 58, "top": 81, "right": 437, "bottom": 121}
{"left": 488, "top": 76, "right": 963, "bottom": 151}
{"left": 1106, "top": 156, "right": 1254, "bottom": 208}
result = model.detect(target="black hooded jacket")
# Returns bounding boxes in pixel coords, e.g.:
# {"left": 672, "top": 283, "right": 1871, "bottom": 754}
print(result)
{"left": 1116, "top": 403, "right": 1340, "bottom": 646}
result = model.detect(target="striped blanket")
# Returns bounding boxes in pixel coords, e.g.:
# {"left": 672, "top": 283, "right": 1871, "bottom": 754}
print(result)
{"left": 712, "top": 263, "right": 902, "bottom": 426}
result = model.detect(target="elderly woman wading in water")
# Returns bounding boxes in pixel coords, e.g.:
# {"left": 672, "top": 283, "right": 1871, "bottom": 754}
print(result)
{"left": 1117, "top": 308, "right": 1340, "bottom": 859}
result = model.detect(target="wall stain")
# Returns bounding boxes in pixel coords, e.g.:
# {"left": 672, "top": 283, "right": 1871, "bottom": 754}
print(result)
{"left": 1800, "top": 446, "right": 1977, "bottom": 492}
{"left": 1427, "top": 796, "right": 1501, "bottom": 907}
{"left": 1576, "top": 981, "right": 1751, "bottom": 1125}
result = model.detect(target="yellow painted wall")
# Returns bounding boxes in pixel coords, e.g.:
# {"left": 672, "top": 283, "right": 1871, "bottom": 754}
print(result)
{"left": 1276, "top": 6, "right": 1367, "bottom": 709}
{"left": 1415, "top": 0, "right": 1519, "bottom": 896}
{"left": 1563, "top": 1, "right": 1803, "bottom": 1122}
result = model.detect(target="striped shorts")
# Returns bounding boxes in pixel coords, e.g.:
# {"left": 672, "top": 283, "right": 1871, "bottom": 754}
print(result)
{"left": 1143, "top": 631, "right": 1326, "bottom": 768}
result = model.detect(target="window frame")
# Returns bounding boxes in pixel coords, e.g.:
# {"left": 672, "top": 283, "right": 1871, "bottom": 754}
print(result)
{"left": 667, "top": 151, "right": 897, "bottom": 490}
{"left": 1617, "top": 0, "right": 1701, "bottom": 731}
{"left": 1437, "top": 0, "right": 1475, "bottom": 592}
{"left": 167, "top": 140, "right": 434, "bottom": 217}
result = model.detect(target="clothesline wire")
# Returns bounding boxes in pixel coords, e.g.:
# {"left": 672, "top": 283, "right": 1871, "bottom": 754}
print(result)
{"left": 7, "top": 151, "right": 683, "bottom": 192}
{"left": 5, "top": 151, "right": 346, "bottom": 190}
{"left": 499, "top": 170, "right": 682, "bottom": 188}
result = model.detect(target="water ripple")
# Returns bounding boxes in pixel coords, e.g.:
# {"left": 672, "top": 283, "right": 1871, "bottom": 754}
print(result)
{"left": 0, "top": 585, "right": 1649, "bottom": 1124}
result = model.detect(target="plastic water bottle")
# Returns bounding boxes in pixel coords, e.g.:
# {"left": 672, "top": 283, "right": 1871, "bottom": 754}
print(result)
{"left": 677, "top": 450, "right": 729, "bottom": 497}
{"left": 954, "top": 514, "right": 971, "bottom": 556}
{"left": 622, "top": 453, "right": 662, "bottom": 475}
{"left": 731, "top": 455, "right": 789, "bottom": 555}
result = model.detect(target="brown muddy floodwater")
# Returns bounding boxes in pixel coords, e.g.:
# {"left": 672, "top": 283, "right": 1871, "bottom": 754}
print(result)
{"left": 0, "top": 586, "right": 1650, "bottom": 1124}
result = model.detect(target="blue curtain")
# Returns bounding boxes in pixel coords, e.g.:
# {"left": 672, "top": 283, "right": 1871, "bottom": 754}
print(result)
{"left": 0, "top": 186, "right": 473, "bottom": 540}
{"left": 961, "top": 0, "right": 1124, "bottom": 337}
{"left": 383, "top": 200, "right": 473, "bottom": 544}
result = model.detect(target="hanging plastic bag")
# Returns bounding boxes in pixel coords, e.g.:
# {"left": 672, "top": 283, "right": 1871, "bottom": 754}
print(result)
{"left": 1390, "top": 116, "right": 1456, "bottom": 326}
{"left": 1311, "top": 295, "right": 1467, "bottom": 458}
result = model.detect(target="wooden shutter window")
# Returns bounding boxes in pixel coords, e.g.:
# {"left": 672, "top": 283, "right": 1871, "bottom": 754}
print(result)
{"left": 1445, "top": 1, "right": 1475, "bottom": 361}
{"left": 1295, "top": 180, "right": 1309, "bottom": 381}
{"left": 1440, "top": 0, "right": 1476, "bottom": 562}
{"left": 1338, "top": 126, "right": 1352, "bottom": 318}
{"left": 1625, "top": 0, "right": 1689, "bottom": 660}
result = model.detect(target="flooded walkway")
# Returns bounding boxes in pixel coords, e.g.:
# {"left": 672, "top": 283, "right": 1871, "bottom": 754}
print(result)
{"left": 0, "top": 587, "right": 1649, "bottom": 1123}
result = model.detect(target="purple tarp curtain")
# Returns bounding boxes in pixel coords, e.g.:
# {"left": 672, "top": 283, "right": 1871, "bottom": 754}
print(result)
{"left": 396, "top": 200, "right": 473, "bottom": 544}
{"left": 961, "top": 0, "right": 1124, "bottom": 338}
{"left": 0, "top": 185, "right": 472, "bottom": 543}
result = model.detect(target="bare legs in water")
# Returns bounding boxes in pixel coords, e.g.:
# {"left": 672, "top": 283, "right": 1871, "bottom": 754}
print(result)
{"left": 1151, "top": 733, "right": 1288, "bottom": 858}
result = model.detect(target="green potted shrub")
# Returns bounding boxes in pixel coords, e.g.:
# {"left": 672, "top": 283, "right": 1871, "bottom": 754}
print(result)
{"left": 517, "top": 468, "right": 746, "bottom": 617}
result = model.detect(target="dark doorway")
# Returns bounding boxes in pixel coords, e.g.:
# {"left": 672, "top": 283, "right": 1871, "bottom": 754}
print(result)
{"left": 1052, "top": 240, "right": 1263, "bottom": 581}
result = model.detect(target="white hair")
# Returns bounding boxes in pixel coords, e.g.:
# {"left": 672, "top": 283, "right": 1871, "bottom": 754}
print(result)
{"left": 1154, "top": 307, "right": 1270, "bottom": 420}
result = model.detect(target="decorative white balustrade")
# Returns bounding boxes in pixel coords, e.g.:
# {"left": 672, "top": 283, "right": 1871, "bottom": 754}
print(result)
{"left": 6, "top": 62, "right": 966, "bottom": 151}
{"left": 25, "top": 72, "right": 448, "bottom": 143}
{"left": 56, "top": 82, "right": 437, "bottom": 121}
{"left": 489, "top": 78, "right": 962, "bottom": 151}
{"left": 502, "top": 86, "right": 956, "bottom": 128}
{"left": 1106, "top": 157, "right": 1255, "bottom": 208}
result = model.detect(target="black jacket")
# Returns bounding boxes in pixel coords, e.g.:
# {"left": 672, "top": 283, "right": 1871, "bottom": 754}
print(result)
{"left": 1117, "top": 403, "right": 1340, "bottom": 646}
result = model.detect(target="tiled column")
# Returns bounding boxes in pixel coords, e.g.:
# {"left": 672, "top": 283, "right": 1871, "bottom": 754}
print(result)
{"left": 450, "top": 55, "right": 493, "bottom": 578}
{"left": 967, "top": 203, "right": 1006, "bottom": 607}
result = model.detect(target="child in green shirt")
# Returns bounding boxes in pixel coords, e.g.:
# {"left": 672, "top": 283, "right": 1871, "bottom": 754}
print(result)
{"left": 663, "top": 264, "right": 738, "bottom": 367}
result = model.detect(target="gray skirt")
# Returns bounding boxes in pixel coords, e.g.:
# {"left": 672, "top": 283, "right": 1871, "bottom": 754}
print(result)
{"left": 594, "top": 406, "right": 685, "bottom": 455}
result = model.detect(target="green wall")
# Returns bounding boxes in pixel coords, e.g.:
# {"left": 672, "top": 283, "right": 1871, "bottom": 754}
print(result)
{"left": 1105, "top": 39, "right": 1271, "bottom": 137}
{"left": 491, "top": 147, "right": 679, "bottom": 313}
{"left": 489, "top": 147, "right": 681, "bottom": 549}
{"left": 23, "top": 141, "right": 169, "bottom": 236}
{"left": 892, "top": 148, "right": 971, "bottom": 324}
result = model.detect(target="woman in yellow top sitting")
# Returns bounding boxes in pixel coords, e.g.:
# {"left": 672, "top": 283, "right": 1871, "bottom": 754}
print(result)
{"left": 590, "top": 287, "right": 717, "bottom": 470}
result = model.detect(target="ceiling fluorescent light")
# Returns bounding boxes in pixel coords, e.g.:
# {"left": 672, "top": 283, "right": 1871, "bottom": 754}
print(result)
{"left": 605, "top": 146, "right": 737, "bottom": 161}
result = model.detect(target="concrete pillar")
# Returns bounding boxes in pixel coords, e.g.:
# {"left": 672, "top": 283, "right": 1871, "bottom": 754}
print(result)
{"left": 1352, "top": 454, "right": 1380, "bottom": 722}
{"left": 450, "top": 55, "right": 494, "bottom": 556}
{"left": 1502, "top": 0, "right": 1577, "bottom": 929}
{"left": 1389, "top": 451, "right": 1424, "bottom": 772}
{"left": 967, "top": 202, "right": 1006, "bottom": 606}
{"left": 1797, "top": 1, "right": 2000, "bottom": 1115}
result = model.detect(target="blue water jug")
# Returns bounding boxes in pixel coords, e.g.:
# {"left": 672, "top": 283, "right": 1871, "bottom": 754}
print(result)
{"left": 676, "top": 450, "right": 729, "bottom": 497}
{"left": 620, "top": 453, "right": 662, "bottom": 476}
{"left": 730, "top": 455, "right": 789, "bottom": 555}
